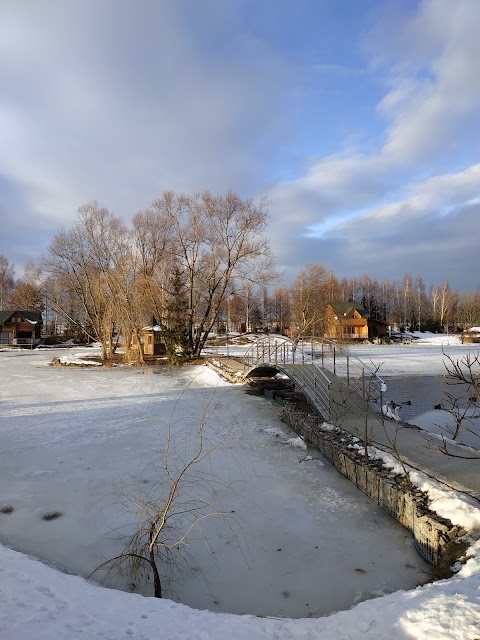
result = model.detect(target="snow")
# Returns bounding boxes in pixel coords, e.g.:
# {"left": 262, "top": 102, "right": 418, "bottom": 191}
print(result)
{"left": 1, "top": 340, "right": 480, "bottom": 639}
{"left": 1, "top": 543, "right": 480, "bottom": 640}
{"left": 0, "top": 349, "right": 429, "bottom": 619}
{"left": 348, "top": 333, "right": 480, "bottom": 447}
{"left": 56, "top": 351, "right": 103, "bottom": 365}
{"left": 352, "top": 445, "right": 480, "bottom": 532}
{"left": 348, "top": 332, "right": 470, "bottom": 376}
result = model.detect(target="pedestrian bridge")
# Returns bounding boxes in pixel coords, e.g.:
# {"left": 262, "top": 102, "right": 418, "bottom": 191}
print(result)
{"left": 241, "top": 336, "right": 387, "bottom": 423}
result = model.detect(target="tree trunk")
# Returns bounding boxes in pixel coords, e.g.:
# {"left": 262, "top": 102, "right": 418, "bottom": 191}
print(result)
{"left": 149, "top": 526, "right": 162, "bottom": 598}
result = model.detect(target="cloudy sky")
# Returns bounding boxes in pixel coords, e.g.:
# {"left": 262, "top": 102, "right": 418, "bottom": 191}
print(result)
{"left": 1, "top": 0, "right": 479, "bottom": 290}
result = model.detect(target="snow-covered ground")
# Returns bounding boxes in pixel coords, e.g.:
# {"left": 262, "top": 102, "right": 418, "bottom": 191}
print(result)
{"left": 348, "top": 333, "right": 480, "bottom": 449}
{"left": 1, "top": 339, "right": 480, "bottom": 639}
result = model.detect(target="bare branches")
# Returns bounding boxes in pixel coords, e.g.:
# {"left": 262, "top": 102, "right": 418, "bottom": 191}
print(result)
{"left": 289, "top": 264, "right": 336, "bottom": 342}
{"left": 423, "top": 350, "right": 480, "bottom": 458}
{"left": 148, "top": 191, "right": 274, "bottom": 356}
{"left": 89, "top": 389, "right": 246, "bottom": 598}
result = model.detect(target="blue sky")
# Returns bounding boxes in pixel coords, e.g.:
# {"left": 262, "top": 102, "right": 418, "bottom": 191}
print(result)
{"left": 0, "top": 0, "right": 479, "bottom": 290}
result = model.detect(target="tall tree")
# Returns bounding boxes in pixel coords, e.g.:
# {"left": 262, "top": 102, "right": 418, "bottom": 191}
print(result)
{"left": 8, "top": 282, "right": 44, "bottom": 311}
{"left": 8, "top": 262, "right": 44, "bottom": 311}
{"left": 0, "top": 255, "right": 15, "bottom": 308}
{"left": 269, "top": 286, "right": 290, "bottom": 333}
{"left": 149, "top": 191, "right": 274, "bottom": 356}
{"left": 44, "top": 202, "right": 132, "bottom": 361}
{"left": 457, "top": 290, "right": 480, "bottom": 329}
{"left": 289, "top": 263, "right": 331, "bottom": 340}
{"left": 163, "top": 266, "right": 190, "bottom": 362}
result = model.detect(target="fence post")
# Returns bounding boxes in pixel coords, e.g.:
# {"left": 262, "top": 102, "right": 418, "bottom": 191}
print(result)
{"left": 333, "top": 346, "right": 336, "bottom": 376}
{"left": 346, "top": 353, "right": 350, "bottom": 386}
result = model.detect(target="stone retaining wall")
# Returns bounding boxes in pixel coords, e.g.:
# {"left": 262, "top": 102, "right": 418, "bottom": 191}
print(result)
{"left": 205, "top": 358, "right": 246, "bottom": 383}
{"left": 281, "top": 402, "right": 466, "bottom": 570}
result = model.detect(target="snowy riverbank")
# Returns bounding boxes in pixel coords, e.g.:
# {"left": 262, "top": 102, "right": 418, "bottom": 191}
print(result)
{"left": 1, "top": 340, "right": 480, "bottom": 638}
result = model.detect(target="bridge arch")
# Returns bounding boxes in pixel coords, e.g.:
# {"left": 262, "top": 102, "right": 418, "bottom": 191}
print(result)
{"left": 245, "top": 363, "right": 293, "bottom": 379}
{"left": 241, "top": 335, "right": 386, "bottom": 422}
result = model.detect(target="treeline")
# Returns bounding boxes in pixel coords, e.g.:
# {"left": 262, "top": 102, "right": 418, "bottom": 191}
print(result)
{"left": 2, "top": 192, "right": 273, "bottom": 362}
{"left": 1, "top": 192, "right": 479, "bottom": 361}
{"left": 248, "top": 267, "right": 480, "bottom": 338}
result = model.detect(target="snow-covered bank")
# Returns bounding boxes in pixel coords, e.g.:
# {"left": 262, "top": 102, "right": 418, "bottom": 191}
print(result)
{"left": 1, "top": 343, "right": 480, "bottom": 638}
{"left": 0, "top": 349, "right": 429, "bottom": 621}
{"left": 1, "top": 542, "right": 480, "bottom": 640}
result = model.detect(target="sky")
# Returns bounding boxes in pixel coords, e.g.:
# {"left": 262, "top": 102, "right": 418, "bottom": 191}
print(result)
{"left": 0, "top": 0, "right": 479, "bottom": 291}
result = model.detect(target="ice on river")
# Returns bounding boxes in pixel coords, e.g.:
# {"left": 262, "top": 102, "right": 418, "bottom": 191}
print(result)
{"left": 0, "top": 348, "right": 430, "bottom": 619}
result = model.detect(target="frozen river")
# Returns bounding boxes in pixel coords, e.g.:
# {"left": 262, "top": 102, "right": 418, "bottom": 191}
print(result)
{"left": 0, "top": 348, "right": 431, "bottom": 618}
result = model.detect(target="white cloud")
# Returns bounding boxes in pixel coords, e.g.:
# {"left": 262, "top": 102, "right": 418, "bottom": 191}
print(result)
{"left": 0, "top": 1, "right": 478, "bottom": 290}
{"left": 267, "top": 0, "right": 480, "bottom": 289}
{"left": 0, "top": 1, "right": 288, "bottom": 228}
{"left": 376, "top": 0, "right": 480, "bottom": 164}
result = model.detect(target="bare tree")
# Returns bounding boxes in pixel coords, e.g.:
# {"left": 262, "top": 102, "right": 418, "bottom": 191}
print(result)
{"left": 89, "top": 394, "right": 245, "bottom": 598}
{"left": 269, "top": 286, "right": 290, "bottom": 334}
{"left": 149, "top": 191, "right": 275, "bottom": 356}
{"left": 457, "top": 290, "right": 480, "bottom": 331}
{"left": 0, "top": 255, "right": 15, "bottom": 308}
{"left": 43, "top": 202, "right": 131, "bottom": 361}
{"left": 289, "top": 263, "right": 332, "bottom": 341}
{"left": 8, "top": 282, "right": 44, "bottom": 311}
{"left": 429, "top": 281, "right": 457, "bottom": 333}
{"left": 426, "top": 351, "right": 480, "bottom": 459}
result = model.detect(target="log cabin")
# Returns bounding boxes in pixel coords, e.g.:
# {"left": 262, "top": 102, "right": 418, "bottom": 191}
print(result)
{"left": 0, "top": 310, "right": 43, "bottom": 347}
{"left": 324, "top": 302, "right": 389, "bottom": 342}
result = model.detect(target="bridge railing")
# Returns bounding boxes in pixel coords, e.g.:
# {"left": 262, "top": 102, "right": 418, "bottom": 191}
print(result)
{"left": 242, "top": 335, "right": 332, "bottom": 417}
{"left": 299, "top": 337, "right": 386, "bottom": 415}
{"left": 242, "top": 335, "right": 386, "bottom": 419}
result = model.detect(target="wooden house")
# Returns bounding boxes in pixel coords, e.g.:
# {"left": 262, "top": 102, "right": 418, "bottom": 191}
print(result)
{"left": 0, "top": 310, "right": 43, "bottom": 347}
{"left": 140, "top": 326, "right": 167, "bottom": 356}
{"left": 461, "top": 327, "right": 480, "bottom": 343}
{"left": 324, "top": 302, "right": 389, "bottom": 342}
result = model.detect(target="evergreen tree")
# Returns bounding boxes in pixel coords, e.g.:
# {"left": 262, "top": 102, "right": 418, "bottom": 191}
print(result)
{"left": 164, "top": 267, "right": 190, "bottom": 363}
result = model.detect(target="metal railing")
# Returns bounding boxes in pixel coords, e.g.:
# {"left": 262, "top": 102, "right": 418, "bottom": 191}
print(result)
{"left": 242, "top": 335, "right": 386, "bottom": 420}
{"left": 0, "top": 337, "right": 36, "bottom": 348}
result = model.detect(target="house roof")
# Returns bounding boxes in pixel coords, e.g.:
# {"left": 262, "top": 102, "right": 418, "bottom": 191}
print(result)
{"left": 329, "top": 301, "right": 369, "bottom": 319}
{"left": 463, "top": 327, "right": 480, "bottom": 334}
{"left": 0, "top": 310, "right": 43, "bottom": 324}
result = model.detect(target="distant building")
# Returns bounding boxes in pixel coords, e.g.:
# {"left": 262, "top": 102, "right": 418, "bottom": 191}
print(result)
{"left": 0, "top": 310, "right": 43, "bottom": 347}
{"left": 324, "top": 302, "right": 389, "bottom": 342}
{"left": 461, "top": 327, "right": 480, "bottom": 343}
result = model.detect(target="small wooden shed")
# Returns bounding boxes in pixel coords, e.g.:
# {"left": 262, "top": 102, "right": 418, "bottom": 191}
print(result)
{"left": 140, "top": 326, "right": 167, "bottom": 356}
